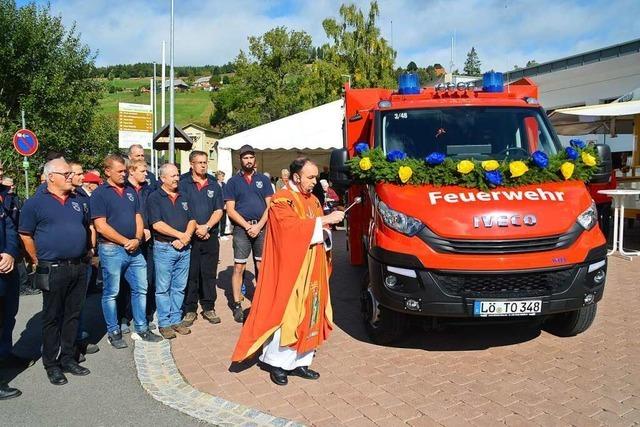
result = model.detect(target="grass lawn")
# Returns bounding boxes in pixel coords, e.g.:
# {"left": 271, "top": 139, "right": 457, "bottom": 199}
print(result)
{"left": 99, "top": 90, "right": 213, "bottom": 128}
{"left": 98, "top": 77, "right": 151, "bottom": 90}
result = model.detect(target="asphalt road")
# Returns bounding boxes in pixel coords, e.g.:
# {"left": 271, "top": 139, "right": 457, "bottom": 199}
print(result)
{"left": 1, "top": 291, "right": 205, "bottom": 427}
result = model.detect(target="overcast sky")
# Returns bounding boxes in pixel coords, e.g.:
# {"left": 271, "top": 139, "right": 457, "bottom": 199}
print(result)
{"left": 17, "top": 0, "right": 640, "bottom": 72}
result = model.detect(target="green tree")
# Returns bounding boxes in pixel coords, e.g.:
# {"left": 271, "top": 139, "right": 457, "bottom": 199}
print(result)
{"left": 211, "top": 27, "right": 316, "bottom": 135}
{"left": 463, "top": 47, "right": 482, "bottom": 76}
{"left": 322, "top": 1, "right": 396, "bottom": 88}
{"left": 406, "top": 61, "right": 418, "bottom": 72}
{"left": 0, "top": 1, "right": 117, "bottom": 196}
{"left": 526, "top": 59, "right": 539, "bottom": 67}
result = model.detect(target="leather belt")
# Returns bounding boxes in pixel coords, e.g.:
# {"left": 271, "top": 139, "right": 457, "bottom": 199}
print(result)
{"left": 39, "top": 258, "right": 84, "bottom": 267}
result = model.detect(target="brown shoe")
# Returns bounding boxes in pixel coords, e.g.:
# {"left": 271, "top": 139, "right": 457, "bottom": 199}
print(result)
{"left": 182, "top": 312, "right": 197, "bottom": 327}
{"left": 201, "top": 310, "right": 221, "bottom": 324}
{"left": 172, "top": 324, "right": 192, "bottom": 335}
{"left": 158, "top": 327, "right": 177, "bottom": 339}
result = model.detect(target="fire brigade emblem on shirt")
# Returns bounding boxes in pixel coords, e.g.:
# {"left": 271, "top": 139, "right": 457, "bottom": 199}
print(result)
{"left": 127, "top": 193, "right": 134, "bottom": 202}
{"left": 72, "top": 201, "right": 81, "bottom": 212}
{"left": 256, "top": 181, "right": 263, "bottom": 189}
{"left": 207, "top": 190, "right": 214, "bottom": 198}
{"left": 182, "top": 202, "right": 188, "bottom": 210}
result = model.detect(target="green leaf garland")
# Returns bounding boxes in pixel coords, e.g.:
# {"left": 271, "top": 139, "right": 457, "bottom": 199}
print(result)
{"left": 348, "top": 147, "right": 600, "bottom": 191}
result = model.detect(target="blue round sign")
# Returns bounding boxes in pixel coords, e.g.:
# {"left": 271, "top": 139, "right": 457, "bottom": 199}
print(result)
{"left": 13, "top": 129, "right": 39, "bottom": 156}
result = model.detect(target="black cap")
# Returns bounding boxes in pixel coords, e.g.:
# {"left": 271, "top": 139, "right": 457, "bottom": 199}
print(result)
{"left": 238, "top": 144, "right": 255, "bottom": 157}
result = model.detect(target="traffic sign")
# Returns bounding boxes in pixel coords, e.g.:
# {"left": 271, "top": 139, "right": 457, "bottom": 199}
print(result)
{"left": 13, "top": 129, "right": 39, "bottom": 157}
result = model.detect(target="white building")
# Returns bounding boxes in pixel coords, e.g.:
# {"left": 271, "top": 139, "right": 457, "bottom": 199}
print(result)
{"left": 505, "top": 39, "right": 640, "bottom": 154}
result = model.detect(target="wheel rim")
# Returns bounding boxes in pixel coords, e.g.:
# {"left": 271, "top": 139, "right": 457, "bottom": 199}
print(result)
{"left": 362, "top": 288, "right": 381, "bottom": 327}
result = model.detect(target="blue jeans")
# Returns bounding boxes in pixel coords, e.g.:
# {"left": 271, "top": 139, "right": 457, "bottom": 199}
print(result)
{"left": 99, "top": 244, "right": 148, "bottom": 334}
{"left": 153, "top": 241, "right": 190, "bottom": 328}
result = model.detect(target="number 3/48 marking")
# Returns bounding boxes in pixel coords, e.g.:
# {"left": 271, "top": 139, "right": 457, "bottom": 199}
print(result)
{"left": 394, "top": 112, "right": 408, "bottom": 119}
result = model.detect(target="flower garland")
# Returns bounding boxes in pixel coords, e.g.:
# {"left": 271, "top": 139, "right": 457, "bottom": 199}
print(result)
{"left": 348, "top": 140, "right": 599, "bottom": 191}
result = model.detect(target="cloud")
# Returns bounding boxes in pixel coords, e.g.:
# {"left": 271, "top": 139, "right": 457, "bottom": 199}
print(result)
{"left": 42, "top": 0, "right": 639, "bottom": 73}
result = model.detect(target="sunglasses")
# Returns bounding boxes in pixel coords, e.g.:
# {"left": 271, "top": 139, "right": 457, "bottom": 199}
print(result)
{"left": 50, "top": 171, "right": 76, "bottom": 179}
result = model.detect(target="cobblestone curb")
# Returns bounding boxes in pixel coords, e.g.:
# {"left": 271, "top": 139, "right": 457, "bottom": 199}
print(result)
{"left": 134, "top": 340, "right": 304, "bottom": 427}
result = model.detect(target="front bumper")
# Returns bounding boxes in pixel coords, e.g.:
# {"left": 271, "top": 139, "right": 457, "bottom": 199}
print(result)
{"left": 367, "top": 245, "right": 608, "bottom": 317}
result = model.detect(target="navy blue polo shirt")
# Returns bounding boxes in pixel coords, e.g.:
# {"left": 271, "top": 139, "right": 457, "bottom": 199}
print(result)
{"left": 147, "top": 188, "right": 193, "bottom": 242}
{"left": 127, "top": 180, "right": 154, "bottom": 228}
{"left": 19, "top": 189, "right": 90, "bottom": 261}
{"left": 90, "top": 182, "right": 141, "bottom": 242}
{"left": 223, "top": 171, "right": 274, "bottom": 221}
{"left": 179, "top": 173, "right": 223, "bottom": 229}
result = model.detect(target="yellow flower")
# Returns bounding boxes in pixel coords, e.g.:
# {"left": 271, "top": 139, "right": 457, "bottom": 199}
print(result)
{"left": 457, "top": 160, "right": 475, "bottom": 174}
{"left": 359, "top": 157, "right": 372, "bottom": 171}
{"left": 481, "top": 160, "right": 499, "bottom": 171}
{"left": 398, "top": 166, "right": 413, "bottom": 183}
{"left": 561, "top": 162, "right": 575, "bottom": 180}
{"left": 581, "top": 152, "right": 596, "bottom": 167}
{"left": 509, "top": 161, "right": 529, "bottom": 178}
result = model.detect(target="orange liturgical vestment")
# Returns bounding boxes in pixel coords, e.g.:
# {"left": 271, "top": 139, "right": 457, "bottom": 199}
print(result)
{"left": 232, "top": 186, "right": 333, "bottom": 363}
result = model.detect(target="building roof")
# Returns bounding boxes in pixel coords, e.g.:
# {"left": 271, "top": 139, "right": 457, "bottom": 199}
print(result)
{"left": 194, "top": 76, "right": 212, "bottom": 84}
{"left": 183, "top": 123, "right": 221, "bottom": 137}
{"left": 163, "top": 79, "right": 189, "bottom": 88}
{"left": 506, "top": 38, "right": 640, "bottom": 80}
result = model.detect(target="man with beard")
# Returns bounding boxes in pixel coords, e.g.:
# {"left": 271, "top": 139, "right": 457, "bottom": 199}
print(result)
{"left": 232, "top": 157, "right": 344, "bottom": 385}
{"left": 223, "top": 145, "right": 273, "bottom": 323}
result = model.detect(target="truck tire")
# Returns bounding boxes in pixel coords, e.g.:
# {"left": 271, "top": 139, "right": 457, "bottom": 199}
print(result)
{"left": 544, "top": 304, "right": 597, "bottom": 337}
{"left": 361, "top": 273, "right": 407, "bottom": 345}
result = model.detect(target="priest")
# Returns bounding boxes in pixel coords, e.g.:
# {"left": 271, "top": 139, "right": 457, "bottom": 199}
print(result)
{"left": 231, "top": 157, "right": 344, "bottom": 385}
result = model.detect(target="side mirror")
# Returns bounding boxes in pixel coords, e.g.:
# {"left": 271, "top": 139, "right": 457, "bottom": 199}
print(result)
{"left": 330, "top": 148, "right": 351, "bottom": 190}
{"left": 589, "top": 144, "right": 613, "bottom": 184}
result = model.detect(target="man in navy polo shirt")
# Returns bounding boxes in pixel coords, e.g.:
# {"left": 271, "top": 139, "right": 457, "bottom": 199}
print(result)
{"left": 19, "top": 158, "right": 92, "bottom": 386}
{"left": 127, "top": 159, "right": 156, "bottom": 329}
{"left": 0, "top": 171, "right": 20, "bottom": 398}
{"left": 128, "top": 144, "right": 157, "bottom": 189}
{"left": 179, "top": 151, "right": 223, "bottom": 326}
{"left": 91, "top": 154, "right": 162, "bottom": 348}
{"left": 223, "top": 144, "right": 274, "bottom": 323}
{"left": 148, "top": 163, "right": 196, "bottom": 339}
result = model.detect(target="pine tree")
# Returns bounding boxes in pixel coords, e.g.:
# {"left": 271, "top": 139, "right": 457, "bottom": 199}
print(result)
{"left": 463, "top": 47, "right": 481, "bottom": 76}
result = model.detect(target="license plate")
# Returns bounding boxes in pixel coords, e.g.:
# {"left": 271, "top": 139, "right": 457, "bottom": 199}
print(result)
{"left": 473, "top": 300, "right": 542, "bottom": 317}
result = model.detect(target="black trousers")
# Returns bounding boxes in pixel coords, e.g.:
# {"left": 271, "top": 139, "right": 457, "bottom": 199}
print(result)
{"left": 41, "top": 263, "right": 88, "bottom": 369}
{"left": 184, "top": 236, "right": 219, "bottom": 313}
{"left": 596, "top": 202, "right": 612, "bottom": 242}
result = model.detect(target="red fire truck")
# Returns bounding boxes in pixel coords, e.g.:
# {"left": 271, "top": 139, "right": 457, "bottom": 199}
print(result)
{"left": 330, "top": 73, "right": 613, "bottom": 344}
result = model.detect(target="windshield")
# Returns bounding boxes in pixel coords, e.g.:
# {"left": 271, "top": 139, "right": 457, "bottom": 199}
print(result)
{"left": 380, "top": 107, "right": 562, "bottom": 160}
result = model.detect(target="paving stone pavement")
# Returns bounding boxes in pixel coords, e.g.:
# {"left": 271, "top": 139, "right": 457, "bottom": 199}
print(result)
{"left": 168, "top": 231, "right": 640, "bottom": 427}
{"left": 134, "top": 339, "right": 303, "bottom": 426}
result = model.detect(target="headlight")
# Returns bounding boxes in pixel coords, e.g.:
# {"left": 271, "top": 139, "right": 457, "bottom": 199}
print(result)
{"left": 377, "top": 200, "right": 424, "bottom": 236}
{"left": 577, "top": 200, "right": 598, "bottom": 231}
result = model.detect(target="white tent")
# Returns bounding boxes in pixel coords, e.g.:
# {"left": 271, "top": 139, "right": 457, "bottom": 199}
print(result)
{"left": 554, "top": 100, "right": 640, "bottom": 117}
{"left": 217, "top": 100, "right": 344, "bottom": 178}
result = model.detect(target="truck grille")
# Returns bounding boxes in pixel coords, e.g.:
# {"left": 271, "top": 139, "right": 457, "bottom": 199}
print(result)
{"left": 430, "top": 267, "right": 577, "bottom": 298}
{"left": 418, "top": 224, "right": 582, "bottom": 255}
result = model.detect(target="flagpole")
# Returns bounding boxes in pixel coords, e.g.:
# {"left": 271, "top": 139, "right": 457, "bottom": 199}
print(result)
{"left": 169, "top": 0, "right": 175, "bottom": 164}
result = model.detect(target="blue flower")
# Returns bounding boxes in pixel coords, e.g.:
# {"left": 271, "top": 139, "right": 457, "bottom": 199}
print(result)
{"left": 386, "top": 150, "right": 407, "bottom": 162}
{"left": 569, "top": 139, "right": 586, "bottom": 149}
{"left": 485, "top": 170, "right": 503, "bottom": 187}
{"left": 531, "top": 151, "right": 549, "bottom": 168}
{"left": 354, "top": 142, "right": 369, "bottom": 155}
{"left": 425, "top": 152, "right": 445, "bottom": 165}
{"left": 565, "top": 146, "right": 579, "bottom": 160}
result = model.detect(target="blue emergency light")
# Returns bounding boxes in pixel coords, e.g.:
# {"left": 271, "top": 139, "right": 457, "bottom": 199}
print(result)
{"left": 482, "top": 71, "right": 504, "bottom": 92}
{"left": 398, "top": 73, "right": 421, "bottom": 94}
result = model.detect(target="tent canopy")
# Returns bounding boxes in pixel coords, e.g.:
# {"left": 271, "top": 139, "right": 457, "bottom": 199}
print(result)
{"left": 554, "top": 100, "right": 640, "bottom": 117}
{"left": 217, "top": 100, "right": 344, "bottom": 151}
{"left": 216, "top": 100, "right": 344, "bottom": 178}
